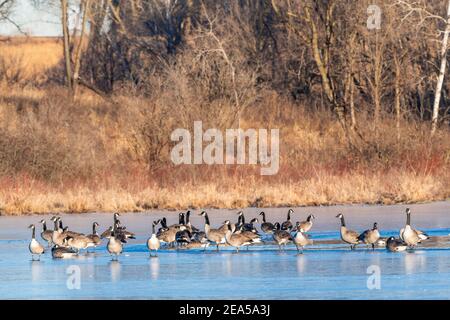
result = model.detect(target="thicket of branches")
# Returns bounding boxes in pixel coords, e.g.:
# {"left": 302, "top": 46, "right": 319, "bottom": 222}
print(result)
{"left": 42, "top": 0, "right": 449, "bottom": 134}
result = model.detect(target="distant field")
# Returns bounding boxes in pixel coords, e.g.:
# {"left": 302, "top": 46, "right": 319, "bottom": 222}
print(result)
{"left": 0, "top": 36, "right": 62, "bottom": 82}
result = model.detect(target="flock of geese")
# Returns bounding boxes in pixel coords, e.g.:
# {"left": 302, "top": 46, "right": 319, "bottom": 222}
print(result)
{"left": 28, "top": 208, "right": 430, "bottom": 260}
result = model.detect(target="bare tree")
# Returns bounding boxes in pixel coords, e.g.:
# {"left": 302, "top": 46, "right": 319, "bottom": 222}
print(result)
{"left": 431, "top": 0, "right": 450, "bottom": 135}
{"left": 61, "top": 0, "right": 73, "bottom": 91}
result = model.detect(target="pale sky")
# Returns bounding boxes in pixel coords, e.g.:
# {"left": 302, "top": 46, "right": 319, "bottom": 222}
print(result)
{"left": 0, "top": 0, "right": 63, "bottom": 36}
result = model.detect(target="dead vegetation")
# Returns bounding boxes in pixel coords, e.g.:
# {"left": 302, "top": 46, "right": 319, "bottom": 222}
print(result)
{"left": 0, "top": 1, "right": 449, "bottom": 214}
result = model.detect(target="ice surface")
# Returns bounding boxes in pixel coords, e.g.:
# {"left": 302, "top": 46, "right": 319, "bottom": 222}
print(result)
{"left": 1, "top": 201, "right": 449, "bottom": 299}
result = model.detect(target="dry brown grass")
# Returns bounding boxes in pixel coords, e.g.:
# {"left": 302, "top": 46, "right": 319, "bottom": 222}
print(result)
{"left": 0, "top": 37, "right": 449, "bottom": 215}
{"left": 0, "top": 37, "right": 62, "bottom": 83}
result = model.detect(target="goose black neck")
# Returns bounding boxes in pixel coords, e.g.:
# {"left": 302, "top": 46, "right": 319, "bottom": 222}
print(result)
{"left": 186, "top": 211, "right": 190, "bottom": 224}
{"left": 340, "top": 216, "right": 346, "bottom": 227}
{"left": 241, "top": 213, "right": 245, "bottom": 224}
{"left": 92, "top": 223, "right": 97, "bottom": 234}
{"left": 59, "top": 220, "right": 63, "bottom": 229}
{"left": 53, "top": 219, "right": 59, "bottom": 231}
{"left": 161, "top": 218, "right": 168, "bottom": 228}
{"left": 203, "top": 213, "right": 210, "bottom": 226}
{"left": 406, "top": 212, "right": 411, "bottom": 226}
{"left": 31, "top": 227, "right": 35, "bottom": 239}
{"left": 261, "top": 212, "right": 266, "bottom": 223}
{"left": 42, "top": 222, "right": 47, "bottom": 231}
{"left": 152, "top": 223, "right": 156, "bottom": 234}
{"left": 179, "top": 214, "right": 185, "bottom": 225}
{"left": 287, "top": 211, "right": 291, "bottom": 220}
{"left": 307, "top": 215, "right": 312, "bottom": 222}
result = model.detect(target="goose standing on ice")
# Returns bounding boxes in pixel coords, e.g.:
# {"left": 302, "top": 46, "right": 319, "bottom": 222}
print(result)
{"left": 358, "top": 222, "right": 380, "bottom": 250}
{"left": 86, "top": 222, "right": 102, "bottom": 249}
{"left": 336, "top": 213, "right": 359, "bottom": 250}
{"left": 281, "top": 209, "right": 294, "bottom": 231}
{"left": 259, "top": 211, "right": 275, "bottom": 234}
{"left": 223, "top": 221, "right": 255, "bottom": 252}
{"left": 400, "top": 208, "right": 429, "bottom": 245}
{"left": 39, "top": 219, "right": 53, "bottom": 247}
{"left": 147, "top": 220, "right": 161, "bottom": 256}
{"left": 107, "top": 228, "right": 123, "bottom": 261}
{"left": 293, "top": 222, "right": 313, "bottom": 254}
{"left": 400, "top": 208, "right": 423, "bottom": 247}
{"left": 28, "top": 224, "right": 45, "bottom": 261}
{"left": 199, "top": 211, "right": 226, "bottom": 251}
{"left": 273, "top": 222, "right": 293, "bottom": 250}
{"left": 298, "top": 214, "right": 315, "bottom": 233}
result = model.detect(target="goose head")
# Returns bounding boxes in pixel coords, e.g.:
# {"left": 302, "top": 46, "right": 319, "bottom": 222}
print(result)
{"left": 199, "top": 211, "right": 207, "bottom": 217}
{"left": 336, "top": 213, "right": 343, "bottom": 219}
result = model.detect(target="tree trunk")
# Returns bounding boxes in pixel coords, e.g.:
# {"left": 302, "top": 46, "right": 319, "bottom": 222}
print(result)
{"left": 394, "top": 52, "right": 401, "bottom": 142}
{"left": 61, "top": 0, "right": 72, "bottom": 91}
{"left": 431, "top": 0, "right": 450, "bottom": 135}
{"left": 73, "top": 0, "right": 90, "bottom": 95}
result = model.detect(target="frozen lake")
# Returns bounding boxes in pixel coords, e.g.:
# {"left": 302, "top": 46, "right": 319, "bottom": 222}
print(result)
{"left": 1, "top": 201, "right": 450, "bottom": 299}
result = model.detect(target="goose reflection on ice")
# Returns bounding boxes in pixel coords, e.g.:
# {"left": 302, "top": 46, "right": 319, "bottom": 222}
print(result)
{"left": 149, "top": 257, "right": 160, "bottom": 280}
{"left": 31, "top": 260, "right": 43, "bottom": 282}
{"left": 109, "top": 260, "right": 121, "bottom": 282}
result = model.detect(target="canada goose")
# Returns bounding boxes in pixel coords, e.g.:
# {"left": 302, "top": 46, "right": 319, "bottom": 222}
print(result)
{"left": 51, "top": 217, "right": 68, "bottom": 247}
{"left": 67, "top": 234, "right": 96, "bottom": 252}
{"left": 28, "top": 224, "right": 45, "bottom": 260}
{"left": 400, "top": 208, "right": 422, "bottom": 247}
{"left": 86, "top": 222, "right": 102, "bottom": 248}
{"left": 185, "top": 210, "right": 199, "bottom": 233}
{"left": 39, "top": 219, "right": 53, "bottom": 247}
{"left": 114, "top": 220, "right": 136, "bottom": 240}
{"left": 58, "top": 218, "right": 84, "bottom": 238}
{"left": 273, "top": 222, "right": 293, "bottom": 250}
{"left": 336, "top": 213, "right": 359, "bottom": 250}
{"left": 185, "top": 233, "right": 211, "bottom": 249}
{"left": 101, "top": 222, "right": 129, "bottom": 244}
{"left": 386, "top": 236, "right": 408, "bottom": 252}
{"left": 101, "top": 226, "right": 113, "bottom": 239}
{"left": 107, "top": 229, "right": 123, "bottom": 261}
{"left": 157, "top": 217, "right": 169, "bottom": 236}
{"left": 237, "top": 226, "right": 262, "bottom": 248}
{"left": 298, "top": 214, "right": 315, "bottom": 233}
{"left": 236, "top": 211, "right": 245, "bottom": 230}
{"left": 51, "top": 240, "right": 78, "bottom": 259}
{"left": 147, "top": 220, "right": 161, "bottom": 256}
{"left": 358, "top": 222, "right": 380, "bottom": 250}
{"left": 281, "top": 209, "right": 294, "bottom": 231}
{"left": 219, "top": 212, "right": 240, "bottom": 233}
{"left": 241, "top": 218, "right": 259, "bottom": 232}
{"left": 199, "top": 211, "right": 226, "bottom": 251}
{"left": 259, "top": 211, "right": 275, "bottom": 234}
{"left": 156, "top": 216, "right": 181, "bottom": 247}
{"left": 223, "top": 221, "right": 255, "bottom": 252}
{"left": 293, "top": 222, "right": 313, "bottom": 254}
{"left": 175, "top": 225, "right": 192, "bottom": 247}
